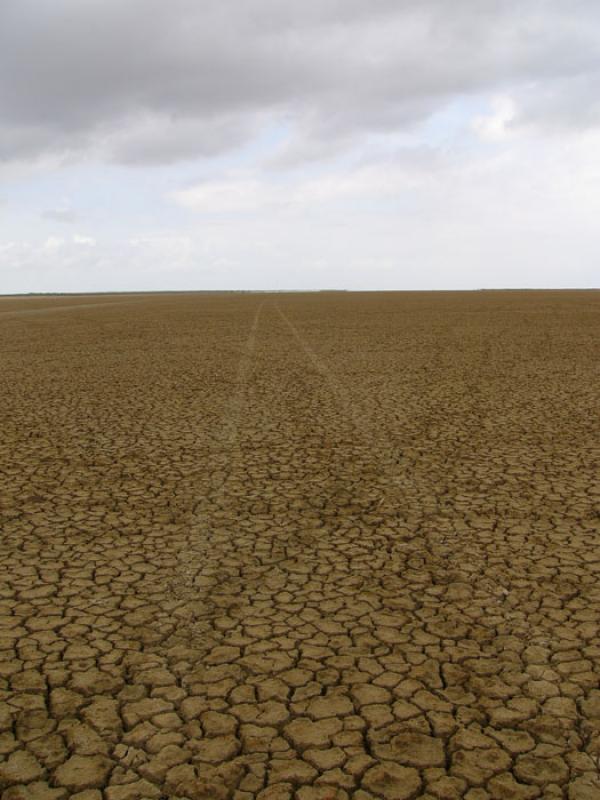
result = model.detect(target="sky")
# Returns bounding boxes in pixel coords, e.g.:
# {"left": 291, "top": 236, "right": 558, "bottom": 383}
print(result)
{"left": 1, "top": 0, "right": 600, "bottom": 293}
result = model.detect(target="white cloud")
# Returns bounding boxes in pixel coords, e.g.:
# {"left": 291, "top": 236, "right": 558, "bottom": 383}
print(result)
{"left": 73, "top": 234, "right": 96, "bottom": 246}
{"left": 472, "top": 95, "right": 517, "bottom": 141}
{"left": 171, "top": 177, "right": 271, "bottom": 214}
{"left": 43, "top": 236, "right": 65, "bottom": 250}
{"left": 170, "top": 162, "right": 418, "bottom": 216}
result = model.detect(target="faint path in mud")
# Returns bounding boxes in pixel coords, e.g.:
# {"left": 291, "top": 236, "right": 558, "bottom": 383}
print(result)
{"left": 275, "top": 302, "right": 475, "bottom": 576}
{"left": 275, "top": 302, "right": 394, "bottom": 458}
{"left": 223, "top": 300, "right": 266, "bottom": 446}
{"left": 274, "top": 300, "right": 572, "bottom": 676}
{"left": 173, "top": 299, "right": 266, "bottom": 645}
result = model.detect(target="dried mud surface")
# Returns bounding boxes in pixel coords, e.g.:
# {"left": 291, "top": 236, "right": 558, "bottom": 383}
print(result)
{"left": 1, "top": 290, "right": 599, "bottom": 800}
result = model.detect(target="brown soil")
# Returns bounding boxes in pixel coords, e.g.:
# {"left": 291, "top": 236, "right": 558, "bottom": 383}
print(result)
{"left": 1, "top": 290, "right": 599, "bottom": 800}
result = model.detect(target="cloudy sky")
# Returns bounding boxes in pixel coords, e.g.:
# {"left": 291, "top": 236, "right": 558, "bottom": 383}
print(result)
{"left": 1, "top": 0, "right": 599, "bottom": 293}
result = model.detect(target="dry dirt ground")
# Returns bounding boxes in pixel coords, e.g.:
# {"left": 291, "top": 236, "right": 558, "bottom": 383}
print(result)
{"left": 1, "top": 290, "right": 599, "bottom": 800}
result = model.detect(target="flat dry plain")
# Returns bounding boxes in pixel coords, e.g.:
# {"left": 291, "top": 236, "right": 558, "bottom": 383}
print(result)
{"left": 1, "top": 290, "right": 599, "bottom": 800}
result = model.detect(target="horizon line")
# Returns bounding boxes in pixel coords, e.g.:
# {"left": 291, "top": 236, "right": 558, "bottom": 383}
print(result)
{"left": 1, "top": 287, "right": 599, "bottom": 298}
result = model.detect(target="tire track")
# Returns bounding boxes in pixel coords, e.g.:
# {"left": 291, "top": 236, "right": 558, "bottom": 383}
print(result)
{"left": 275, "top": 301, "right": 394, "bottom": 462}
{"left": 172, "top": 299, "right": 265, "bottom": 647}
{"left": 274, "top": 301, "right": 502, "bottom": 590}
{"left": 275, "top": 300, "right": 567, "bottom": 702}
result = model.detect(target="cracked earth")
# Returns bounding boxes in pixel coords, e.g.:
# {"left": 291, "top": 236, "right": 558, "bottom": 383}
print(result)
{"left": 1, "top": 290, "right": 599, "bottom": 800}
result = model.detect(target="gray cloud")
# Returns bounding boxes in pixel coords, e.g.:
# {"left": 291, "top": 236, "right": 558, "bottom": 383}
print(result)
{"left": 108, "top": 112, "right": 264, "bottom": 165}
{"left": 2, "top": 0, "right": 600, "bottom": 165}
